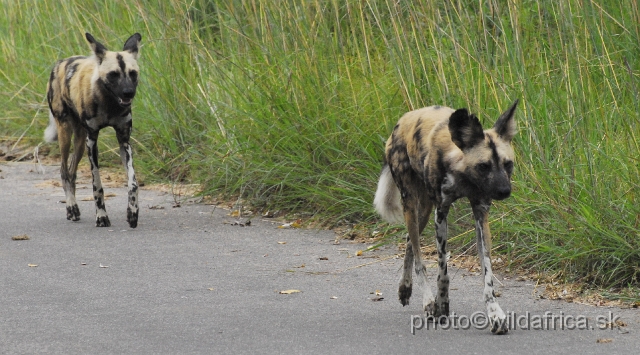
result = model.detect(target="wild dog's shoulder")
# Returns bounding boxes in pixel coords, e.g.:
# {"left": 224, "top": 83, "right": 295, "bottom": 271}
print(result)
{"left": 50, "top": 55, "right": 88, "bottom": 73}
{"left": 49, "top": 55, "right": 99, "bottom": 89}
{"left": 396, "top": 105, "right": 456, "bottom": 129}
{"left": 388, "top": 105, "right": 456, "bottom": 155}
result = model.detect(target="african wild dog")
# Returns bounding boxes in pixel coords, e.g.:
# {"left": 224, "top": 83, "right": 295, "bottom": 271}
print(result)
{"left": 44, "top": 32, "right": 142, "bottom": 228}
{"left": 373, "top": 100, "right": 518, "bottom": 334}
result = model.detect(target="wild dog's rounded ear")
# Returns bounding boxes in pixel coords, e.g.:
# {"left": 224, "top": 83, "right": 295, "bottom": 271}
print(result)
{"left": 449, "top": 108, "right": 485, "bottom": 151}
{"left": 493, "top": 99, "right": 518, "bottom": 141}
{"left": 86, "top": 32, "right": 107, "bottom": 62}
{"left": 123, "top": 33, "right": 142, "bottom": 59}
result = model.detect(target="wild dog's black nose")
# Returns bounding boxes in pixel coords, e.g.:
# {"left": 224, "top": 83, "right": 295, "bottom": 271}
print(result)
{"left": 122, "top": 88, "right": 135, "bottom": 99}
{"left": 494, "top": 186, "right": 511, "bottom": 200}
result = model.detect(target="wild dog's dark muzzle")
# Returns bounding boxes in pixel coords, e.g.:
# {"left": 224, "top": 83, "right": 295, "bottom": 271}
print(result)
{"left": 118, "top": 87, "right": 136, "bottom": 107}
{"left": 489, "top": 170, "right": 512, "bottom": 200}
{"left": 493, "top": 185, "right": 511, "bottom": 200}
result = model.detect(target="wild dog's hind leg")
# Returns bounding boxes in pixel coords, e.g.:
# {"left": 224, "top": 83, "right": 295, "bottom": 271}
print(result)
{"left": 67, "top": 125, "right": 87, "bottom": 218}
{"left": 115, "top": 120, "right": 139, "bottom": 228}
{"left": 56, "top": 120, "right": 81, "bottom": 221}
{"left": 86, "top": 129, "right": 110, "bottom": 227}
{"left": 399, "top": 234, "right": 414, "bottom": 306}
{"left": 433, "top": 204, "right": 451, "bottom": 318}
{"left": 398, "top": 192, "right": 433, "bottom": 308}
{"left": 400, "top": 192, "right": 435, "bottom": 313}
{"left": 472, "top": 200, "right": 508, "bottom": 334}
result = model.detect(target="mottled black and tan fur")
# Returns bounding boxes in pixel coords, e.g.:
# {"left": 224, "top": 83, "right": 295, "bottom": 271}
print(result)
{"left": 44, "top": 32, "right": 142, "bottom": 228}
{"left": 374, "top": 100, "right": 518, "bottom": 334}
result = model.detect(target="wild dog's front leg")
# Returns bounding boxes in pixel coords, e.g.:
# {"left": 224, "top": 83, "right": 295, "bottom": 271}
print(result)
{"left": 472, "top": 201, "right": 508, "bottom": 334}
{"left": 86, "top": 130, "right": 110, "bottom": 227}
{"left": 434, "top": 205, "right": 451, "bottom": 318}
{"left": 115, "top": 121, "right": 138, "bottom": 228}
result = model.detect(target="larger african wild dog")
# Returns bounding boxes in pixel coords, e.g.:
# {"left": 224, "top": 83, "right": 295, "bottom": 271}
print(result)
{"left": 44, "top": 32, "right": 142, "bottom": 228}
{"left": 373, "top": 100, "right": 518, "bottom": 334}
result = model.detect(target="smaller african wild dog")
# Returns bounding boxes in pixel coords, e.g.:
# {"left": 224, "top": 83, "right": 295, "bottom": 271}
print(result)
{"left": 374, "top": 100, "right": 518, "bottom": 334}
{"left": 44, "top": 32, "right": 142, "bottom": 228}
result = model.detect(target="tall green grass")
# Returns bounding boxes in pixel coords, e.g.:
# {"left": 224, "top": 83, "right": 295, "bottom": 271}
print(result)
{"left": 1, "top": 0, "right": 639, "bottom": 289}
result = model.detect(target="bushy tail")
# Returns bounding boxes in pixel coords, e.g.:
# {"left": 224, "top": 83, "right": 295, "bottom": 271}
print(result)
{"left": 44, "top": 111, "right": 58, "bottom": 142}
{"left": 373, "top": 164, "right": 404, "bottom": 224}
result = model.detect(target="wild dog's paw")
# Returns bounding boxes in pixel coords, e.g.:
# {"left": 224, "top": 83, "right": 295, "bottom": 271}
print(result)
{"left": 490, "top": 317, "right": 509, "bottom": 334}
{"left": 398, "top": 283, "right": 412, "bottom": 306}
{"left": 96, "top": 215, "right": 111, "bottom": 227}
{"left": 434, "top": 298, "right": 450, "bottom": 318}
{"left": 66, "top": 205, "right": 81, "bottom": 221}
{"left": 425, "top": 301, "right": 449, "bottom": 324}
{"left": 127, "top": 207, "right": 138, "bottom": 228}
{"left": 488, "top": 306, "right": 508, "bottom": 334}
{"left": 424, "top": 301, "right": 435, "bottom": 315}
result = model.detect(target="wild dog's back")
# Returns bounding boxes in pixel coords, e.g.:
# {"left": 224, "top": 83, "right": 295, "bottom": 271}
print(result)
{"left": 384, "top": 105, "right": 456, "bottom": 178}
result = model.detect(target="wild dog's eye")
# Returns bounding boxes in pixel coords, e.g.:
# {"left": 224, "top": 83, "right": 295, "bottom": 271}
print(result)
{"left": 107, "top": 71, "right": 120, "bottom": 82}
{"left": 129, "top": 71, "right": 138, "bottom": 82}
{"left": 504, "top": 161, "right": 514, "bottom": 173}
{"left": 477, "top": 162, "right": 492, "bottom": 173}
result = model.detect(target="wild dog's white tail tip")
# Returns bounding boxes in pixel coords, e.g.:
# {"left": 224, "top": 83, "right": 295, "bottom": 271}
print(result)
{"left": 44, "top": 111, "right": 58, "bottom": 142}
{"left": 373, "top": 164, "right": 404, "bottom": 224}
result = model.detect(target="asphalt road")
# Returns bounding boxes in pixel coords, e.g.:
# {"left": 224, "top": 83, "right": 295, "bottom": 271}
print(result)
{"left": 1, "top": 161, "right": 638, "bottom": 354}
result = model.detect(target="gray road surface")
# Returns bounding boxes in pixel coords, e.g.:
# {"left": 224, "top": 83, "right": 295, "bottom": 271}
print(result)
{"left": 1, "top": 162, "right": 638, "bottom": 354}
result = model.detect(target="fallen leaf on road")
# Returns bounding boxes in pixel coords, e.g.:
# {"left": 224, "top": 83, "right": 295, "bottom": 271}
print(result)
{"left": 279, "top": 289, "right": 301, "bottom": 294}
{"left": 604, "top": 320, "right": 627, "bottom": 329}
{"left": 596, "top": 338, "right": 612, "bottom": 343}
{"left": 319, "top": 257, "right": 328, "bottom": 260}
{"left": 148, "top": 204, "right": 165, "bottom": 210}
{"left": 330, "top": 296, "right": 338, "bottom": 299}
{"left": 278, "top": 220, "right": 301, "bottom": 229}
{"left": 28, "top": 264, "right": 38, "bottom": 267}
{"left": 277, "top": 241, "right": 287, "bottom": 244}
{"left": 356, "top": 250, "right": 363, "bottom": 256}
{"left": 12, "top": 234, "right": 30, "bottom": 240}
